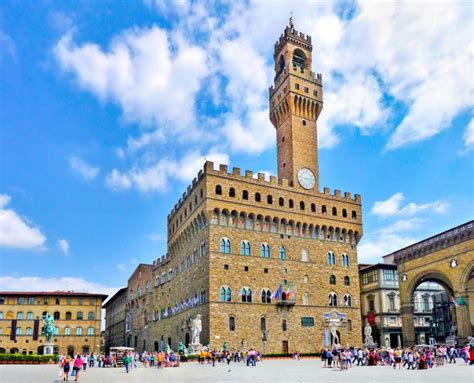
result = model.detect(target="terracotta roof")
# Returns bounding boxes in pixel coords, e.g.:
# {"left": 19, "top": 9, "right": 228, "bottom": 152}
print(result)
{"left": 0, "top": 291, "right": 108, "bottom": 299}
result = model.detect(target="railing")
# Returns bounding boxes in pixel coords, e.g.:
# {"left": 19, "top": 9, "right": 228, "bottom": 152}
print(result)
{"left": 275, "top": 298, "right": 296, "bottom": 306}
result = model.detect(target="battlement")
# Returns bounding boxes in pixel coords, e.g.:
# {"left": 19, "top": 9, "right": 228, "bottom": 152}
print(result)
{"left": 274, "top": 25, "right": 312, "bottom": 55}
{"left": 152, "top": 253, "right": 169, "bottom": 269}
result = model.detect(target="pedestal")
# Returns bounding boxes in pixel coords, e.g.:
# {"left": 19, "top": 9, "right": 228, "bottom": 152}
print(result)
{"left": 190, "top": 343, "right": 203, "bottom": 354}
{"left": 44, "top": 343, "right": 54, "bottom": 355}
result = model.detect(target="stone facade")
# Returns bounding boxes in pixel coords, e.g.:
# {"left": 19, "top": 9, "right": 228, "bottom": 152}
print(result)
{"left": 103, "top": 287, "right": 127, "bottom": 352}
{"left": 388, "top": 220, "right": 474, "bottom": 345}
{"left": 0, "top": 291, "right": 107, "bottom": 355}
{"left": 124, "top": 20, "right": 364, "bottom": 355}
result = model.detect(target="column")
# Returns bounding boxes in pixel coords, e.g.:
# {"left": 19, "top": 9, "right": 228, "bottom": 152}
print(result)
{"left": 400, "top": 303, "right": 416, "bottom": 345}
{"left": 454, "top": 293, "right": 471, "bottom": 343}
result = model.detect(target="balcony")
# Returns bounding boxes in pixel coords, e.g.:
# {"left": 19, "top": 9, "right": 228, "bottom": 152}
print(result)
{"left": 276, "top": 298, "right": 296, "bottom": 307}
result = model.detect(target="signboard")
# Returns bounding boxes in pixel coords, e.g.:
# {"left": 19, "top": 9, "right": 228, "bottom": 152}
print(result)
{"left": 367, "top": 312, "right": 376, "bottom": 325}
{"left": 301, "top": 317, "right": 314, "bottom": 327}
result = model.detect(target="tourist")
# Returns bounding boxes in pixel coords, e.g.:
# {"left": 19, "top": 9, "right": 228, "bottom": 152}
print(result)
{"left": 469, "top": 345, "right": 474, "bottom": 365}
{"left": 448, "top": 346, "right": 456, "bottom": 363}
{"left": 134, "top": 352, "right": 139, "bottom": 368}
{"left": 123, "top": 352, "right": 131, "bottom": 373}
{"left": 325, "top": 349, "right": 333, "bottom": 368}
{"left": 293, "top": 350, "right": 300, "bottom": 360}
{"left": 72, "top": 354, "right": 82, "bottom": 381}
{"left": 61, "top": 355, "right": 71, "bottom": 381}
{"left": 81, "top": 354, "right": 87, "bottom": 371}
{"left": 393, "top": 347, "right": 401, "bottom": 369}
{"left": 89, "top": 353, "right": 94, "bottom": 368}
{"left": 406, "top": 352, "right": 415, "bottom": 370}
{"left": 356, "top": 348, "right": 364, "bottom": 366}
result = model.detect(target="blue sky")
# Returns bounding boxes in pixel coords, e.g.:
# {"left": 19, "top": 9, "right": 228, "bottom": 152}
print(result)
{"left": 0, "top": 1, "right": 473, "bottom": 295}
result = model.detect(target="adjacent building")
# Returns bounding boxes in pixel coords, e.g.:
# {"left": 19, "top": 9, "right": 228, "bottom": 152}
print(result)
{"left": 116, "top": 19, "right": 364, "bottom": 355}
{"left": 103, "top": 287, "right": 127, "bottom": 353}
{"left": 359, "top": 263, "right": 444, "bottom": 347}
{"left": 0, "top": 291, "right": 107, "bottom": 355}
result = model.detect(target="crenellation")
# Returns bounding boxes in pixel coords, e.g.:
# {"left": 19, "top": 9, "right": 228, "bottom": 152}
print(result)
{"left": 323, "top": 187, "right": 330, "bottom": 195}
{"left": 345, "top": 192, "right": 351, "bottom": 199}
{"left": 270, "top": 175, "right": 277, "bottom": 184}
{"left": 334, "top": 189, "right": 341, "bottom": 197}
{"left": 219, "top": 164, "right": 227, "bottom": 173}
{"left": 232, "top": 167, "right": 240, "bottom": 176}
{"left": 245, "top": 170, "right": 253, "bottom": 178}
{"left": 257, "top": 172, "right": 266, "bottom": 181}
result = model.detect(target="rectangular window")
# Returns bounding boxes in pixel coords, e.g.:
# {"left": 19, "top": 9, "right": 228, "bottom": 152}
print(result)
{"left": 389, "top": 296, "right": 395, "bottom": 310}
{"left": 363, "top": 270, "right": 378, "bottom": 285}
{"left": 18, "top": 297, "right": 25, "bottom": 305}
{"left": 304, "top": 86, "right": 309, "bottom": 93}
{"left": 224, "top": 264, "right": 229, "bottom": 270}
{"left": 55, "top": 298, "right": 60, "bottom": 305}
{"left": 301, "top": 317, "right": 314, "bottom": 327}
{"left": 89, "top": 298, "right": 95, "bottom": 305}
{"left": 264, "top": 268, "right": 268, "bottom": 274}
{"left": 67, "top": 298, "right": 72, "bottom": 305}
{"left": 368, "top": 299, "right": 375, "bottom": 312}
{"left": 295, "top": 83, "right": 300, "bottom": 90}
{"left": 28, "top": 297, "right": 34, "bottom": 305}
{"left": 383, "top": 269, "right": 397, "bottom": 281}
{"left": 78, "top": 298, "right": 83, "bottom": 305}
{"left": 44, "top": 298, "right": 49, "bottom": 305}
{"left": 313, "top": 90, "right": 318, "bottom": 97}
{"left": 244, "top": 266, "right": 249, "bottom": 272}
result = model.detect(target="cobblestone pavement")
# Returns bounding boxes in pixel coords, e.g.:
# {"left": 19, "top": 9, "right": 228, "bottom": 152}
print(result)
{"left": 0, "top": 359, "right": 472, "bottom": 383}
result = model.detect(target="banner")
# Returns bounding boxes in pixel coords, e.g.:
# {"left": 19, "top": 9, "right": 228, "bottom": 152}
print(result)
{"left": 10, "top": 319, "right": 17, "bottom": 341}
{"left": 33, "top": 319, "right": 39, "bottom": 340}
{"left": 367, "top": 312, "right": 376, "bottom": 325}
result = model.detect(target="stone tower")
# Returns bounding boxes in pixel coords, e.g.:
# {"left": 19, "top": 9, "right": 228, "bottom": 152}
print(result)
{"left": 269, "top": 18, "right": 323, "bottom": 191}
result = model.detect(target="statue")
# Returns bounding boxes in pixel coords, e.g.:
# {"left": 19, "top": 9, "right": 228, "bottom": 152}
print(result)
{"left": 42, "top": 313, "right": 55, "bottom": 344}
{"left": 177, "top": 342, "right": 185, "bottom": 353}
{"left": 449, "top": 321, "right": 457, "bottom": 336}
{"left": 330, "top": 325, "right": 339, "bottom": 346}
{"left": 364, "top": 323, "right": 374, "bottom": 344}
{"left": 223, "top": 341, "right": 228, "bottom": 351}
{"left": 166, "top": 344, "right": 172, "bottom": 354}
{"left": 191, "top": 314, "right": 202, "bottom": 345}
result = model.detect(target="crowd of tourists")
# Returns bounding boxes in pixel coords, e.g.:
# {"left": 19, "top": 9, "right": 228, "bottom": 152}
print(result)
{"left": 320, "top": 344, "right": 474, "bottom": 370}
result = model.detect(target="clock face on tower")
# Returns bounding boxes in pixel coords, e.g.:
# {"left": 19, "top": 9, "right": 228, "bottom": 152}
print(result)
{"left": 297, "top": 168, "right": 315, "bottom": 189}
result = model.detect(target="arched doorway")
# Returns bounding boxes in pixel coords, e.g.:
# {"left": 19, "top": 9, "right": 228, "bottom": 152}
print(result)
{"left": 0, "top": 348, "right": 6, "bottom": 353}
{"left": 10, "top": 348, "right": 19, "bottom": 354}
{"left": 185, "top": 333, "right": 190, "bottom": 347}
{"left": 154, "top": 341, "right": 159, "bottom": 352}
{"left": 67, "top": 346, "right": 75, "bottom": 357}
{"left": 37, "top": 346, "right": 44, "bottom": 355}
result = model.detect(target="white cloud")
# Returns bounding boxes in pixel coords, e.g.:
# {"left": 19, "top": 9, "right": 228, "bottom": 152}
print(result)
{"left": 463, "top": 118, "right": 474, "bottom": 148}
{"left": 117, "top": 263, "right": 126, "bottom": 271}
{"left": 0, "top": 194, "right": 47, "bottom": 250}
{"left": 371, "top": 192, "right": 449, "bottom": 218}
{"left": 358, "top": 218, "right": 422, "bottom": 263}
{"left": 58, "top": 239, "right": 70, "bottom": 255}
{"left": 0, "top": 276, "right": 118, "bottom": 297}
{"left": 106, "top": 149, "right": 229, "bottom": 192}
{"left": 55, "top": 26, "right": 208, "bottom": 138}
{"left": 148, "top": 233, "right": 163, "bottom": 242}
{"left": 69, "top": 155, "right": 100, "bottom": 181}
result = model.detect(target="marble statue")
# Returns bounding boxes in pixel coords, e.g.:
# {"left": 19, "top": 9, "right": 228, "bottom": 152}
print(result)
{"left": 364, "top": 323, "right": 374, "bottom": 344}
{"left": 191, "top": 314, "right": 202, "bottom": 345}
{"left": 330, "top": 325, "right": 339, "bottom": 346}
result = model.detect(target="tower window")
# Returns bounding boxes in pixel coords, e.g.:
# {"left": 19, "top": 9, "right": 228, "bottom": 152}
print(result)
{"left": 352, "top": 211, "right": 357, "bottom": 220}
{"left": 279, "top": 197, "right": 284, "bottom": 207}
{"left": 342, "top": 209, "right": 347, "bottom": 218}
{"left": 295, "top": 83, "right": 300, "bottom": 90}
{"left": 292, "top": 49, "right": 306, "bottom": 68}
{"left": 302, "top": 120, "right": 306, "bottom": 126}
{"left": 255, "top": 193, "right": 261, "bottom": 202}
{"left": 332, "top": 207, "right": 337, "bottom": 216}
{"left": 311, "top": 203, "right": 316, "bottom": 213}
{"left": 313, "top": 90, "right": 318, "bottom": 97}
{"left": 215, "top": 185, "right": 222, "bottom": 195}
{"left": 229, "top": 188, "right": 235, "bottom": 197}
{"left": 242, "top": 190, "right": 249, "bottom": 200}
{"left": 304, "top": 87, "right": 309, "bottom": 93}
{"left": 322, "top": 205, "right": 327, "bottom": 214}
{"left": 289, "top": 199, "right": 294, "bottom": 208}
{"left": 283, "top": 162, "right": 286, "bottom": 168}
{"left": 300, "top": 201, "right": 305, "bottom": 210}
{"left": 282, "top": 136, "right": 285, "bottom": 142}
{"left": 267, "top": 195, "right": 273, "bottom": 205}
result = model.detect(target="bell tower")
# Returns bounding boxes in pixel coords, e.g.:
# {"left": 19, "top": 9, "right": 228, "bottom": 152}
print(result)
{"left": 269, "top": 18, "right": 323, "bottom": 191}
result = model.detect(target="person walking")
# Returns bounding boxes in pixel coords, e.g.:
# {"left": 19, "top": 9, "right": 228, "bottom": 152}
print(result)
{"left": 448, "top": 346, "right": 456, "bottom": 363}
{"left": 61, "top": 355, "right": 71, "bottom": 381}
{"left": 81, "top": 354, "right": 87, "bottom": 371}
{"left": 72, "top": 354, "right": 82, "bottom": 381}
{"left": 124, "top": 352, "right": 131, "bottom": 373}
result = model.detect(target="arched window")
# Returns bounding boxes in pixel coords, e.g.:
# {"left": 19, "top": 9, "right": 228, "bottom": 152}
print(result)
{"left": 328, "top": 293, "right": 337, "bottom": 307}
{"left": 301, "top": 249, "right": 309, "bottom": 262}
{"left": 327, "top": 251, "right": 336, "bottom": 265}
{"left": 342, "top": 209, "right": 347, "bottom": 218}
{"left": 242, "top": 190, "right": 249, "bottom": 200}
{"left": 0, "top": 312, "right": 3, "bottom": 320}
{"left": 344, "top": 276, "right": 350, "bottom": 286}
{"left": 65, "top": 312, "right": 72, "bottom": 320}
{"left": 255, "top": 193, "right": 261, "bottom": 202}
{"left": 220, "top": 286, "right": 232, "bottom": 302}
{"left": 88, "top": 312, "right": 95, "bottom": 320}
{"left": 17, "top": 312, "right": 23, "bottom": 320}
{"left": 293, "top": 49, "right": 306, "bottom": 69}
{"left": 344, "top": 294, "right": 352, "bottom": 307}
{"left": 64, "top": 327, "right": 71, "bottom": 336}
{"left": 279, "top": 246, "right": 286, "bottom": 260}
{"left": 352, "top": 210, "right": 357, "bottom": 220}
{"left": 289, "top": 199, "right": 294, "bottom": 208}
{"left": 278, "top": 55, "right": 285, "bottom": 74}
{"left": 220, "top": 238, "right": 231, "bottom": 254}
{"left": 16, "top": 327, "right": 22, "bottom": 335}
{"left": 26, "top": 327, "right": 32, "bottom": 335}
{"left": 53, "top": 312, "right": 60, "bottom": 320}
{"left": 342, "top": 253, "right": 349, "bottom": 267}
{"left": 322, "top": 205, "right": 327, "bottom": 214}
{"left": 200, "top": 240, "right": 206, "bottom": 257}
{"left": 229, "top": 188, "right": 235, "bottom": 197}
{"left": 77, "top": 312, "right": 83, "bottom": 320}
{"left": 261, "top": 289, "right": 271, "bottom": 304}
{"left": 26, "top": 312, "right": 33, "bottom": 320}
{"left": 300, "top": 201, "right": 305, "bottom": 210}
{"left": 260, "top": 317, "right": 266, "bottom": 331}
{"left": 332, "top": 207, "right": 337, "bottom": 216}
{"left": 229, "top": 316, "right": 236, "bottom": 331}
{"left": 87, "top": 327, "right": 94, "bottom": 335}
{"left": 279, "top": 197, "right": 284, "bottom": 207}
{"left": 240, "top": 288, "right": 252, "bottom": 303}
{"left": 260, "top": 243, "right": 270, "bottom": 258}
{"left": 304, "top": 275, "right": 309, "bottom": 283}
{"left": 215, "top": 185, "right": 222, "bottom": 195}
{"left": 311, "top": 203, "right": 316, "bottom": 213}
{"left": 303, "top": 293, "right": 310, "bottom": 305}
{"left": 240, "top": 240, "right": 251, "bottom": 256}
{"left": 329, "top": 275, "right": 336, "bottom": 285}
{"left": 76, "top": 327, "right": 83, "bottom": 335}
{"left": 6, "top": 311, "right": 13, "bottom": 319}
{"left": 282, "top": 319, "right": 287, "bottom": 332}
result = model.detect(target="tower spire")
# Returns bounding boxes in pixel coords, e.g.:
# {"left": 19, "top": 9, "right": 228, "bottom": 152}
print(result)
{"left": 288, "top": 12, "right": 294, "bottom": 29}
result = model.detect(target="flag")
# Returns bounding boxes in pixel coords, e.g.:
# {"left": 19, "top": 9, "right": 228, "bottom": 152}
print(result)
{"left": 237, "top": 289, "right": 242, "bottom": 297}
{"left": 274, "top": 283, "right": 283, "bottom": 300}
{"left": 458, "top": 296, "right": 466, "bottom": 306}
{"left": 291, "top": 288, "right": 297, "bottom": 299}
{"left": 451, "top": 297, "right": 459, "bottom": 307}
{"left": 252, "top": 290, "right": 256, "bottom": 297}
{"left": 285, "top": 283, "right": 293, "bottom": 295}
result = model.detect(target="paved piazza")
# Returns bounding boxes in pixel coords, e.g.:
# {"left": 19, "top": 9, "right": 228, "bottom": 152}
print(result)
{"left": 1, "top": 360, "right": 472, "bottom": 383}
